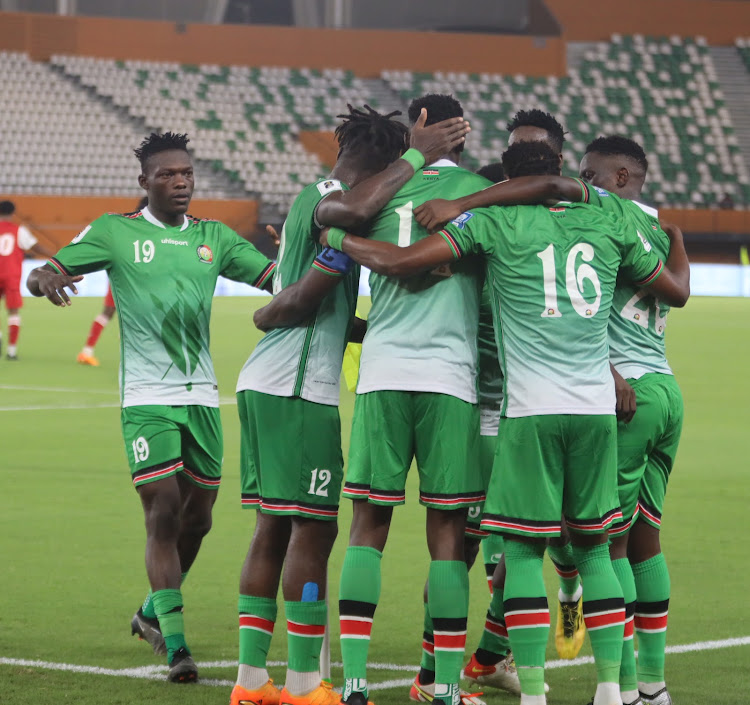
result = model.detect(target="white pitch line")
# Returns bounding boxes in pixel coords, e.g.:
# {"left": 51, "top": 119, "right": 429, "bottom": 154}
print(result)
{"left": 0, "top": 384, "right": 118, "bottom": 395}
{"left": 1, "top": 636, "right": 748, "bottom": 690}
{"left": 0, "top": 397, "right": 238, "bottom": 412}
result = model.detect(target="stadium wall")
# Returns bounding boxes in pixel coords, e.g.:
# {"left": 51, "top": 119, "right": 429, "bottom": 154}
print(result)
{"left": 7, "top": 195, "right": 259, "bottom": 250}
{"left": 0, "top": 11, "right": 566, "bottom": 77}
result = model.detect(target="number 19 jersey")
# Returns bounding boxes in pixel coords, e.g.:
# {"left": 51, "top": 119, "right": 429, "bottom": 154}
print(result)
{"left": 357, "top": 162, "right": 491, "bottom": 403}
{"left": 50, "top": 207, "right": 275, "bottom": 408}
{"left": 440, "top": 202, "right": 664, "bottom": 417}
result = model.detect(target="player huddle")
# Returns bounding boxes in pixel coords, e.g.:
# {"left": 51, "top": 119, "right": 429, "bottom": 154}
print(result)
{"left": 28, "top": 92, "right": 688, "bottom": 705}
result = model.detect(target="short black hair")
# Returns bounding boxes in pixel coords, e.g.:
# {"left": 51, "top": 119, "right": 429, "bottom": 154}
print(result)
{"left": 502, "top": 141, "right": 560, "bottom": 179}
{"left": 335, "top": 104, "right": 409, "bottom": 170}
{"left": 476, "top": 162, "right": 505, "bottom": 184}
{"left": 0, "top": 200, "right": 15, "bottom": 216}
{"left": 408, "top": 94, "right": 464, "bottom": 153}
{"left": 134, "top": 132, "right": 190, "bottom": 171}
{"left": 506, "top": 109, "right": 566, "bottom": 153}
{"left": 585, "top": 135, "right": 649, "bottom": 174}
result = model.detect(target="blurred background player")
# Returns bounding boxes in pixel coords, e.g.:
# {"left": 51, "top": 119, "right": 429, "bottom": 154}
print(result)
{"left": 77, "top": 195, "right": 149, "bottom": 366}
{"left": 0, "top": 199, "right": 53, "bottom": 360}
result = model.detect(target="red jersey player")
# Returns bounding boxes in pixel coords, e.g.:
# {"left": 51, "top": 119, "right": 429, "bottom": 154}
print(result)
{"left": 0, "top": 200, "right": 53, "bottom": 360}
{"left": 77, "top": 197, "right": 148, "bottom": 366}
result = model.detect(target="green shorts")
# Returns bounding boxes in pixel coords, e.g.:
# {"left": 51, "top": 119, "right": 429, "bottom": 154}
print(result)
{"left": 121, "top": 405, "right": 223, "bottom": 490}
{"left": 610, "top": 373, "right": 683, "bottom": 536}
{"left": 466, "top": 430, "right": 498, "bottom": 538}
{"left": 481, "top": 414, "right": 620, "bottom": 538}
{"left": 343, "top": 390, "right": 483, "bottom": 510}
{"left": 237, "top": 390, "right": 343, "bottom": 521}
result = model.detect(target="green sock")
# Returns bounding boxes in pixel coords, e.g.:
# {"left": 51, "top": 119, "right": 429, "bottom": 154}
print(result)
{"left": 238, "top": 594, "right": 277, "bottom": 668}
{"left": 612, "top": 558, "right": 638, "bottom": 697}
{"left": 477, "top": 582, "right": 510, "bottom": 657}
{"left": 633, "top": 553, "right": 670, "bottom": 685}
{"left": 142, "top": 571, "right": 188, "bottom": 620}
{"left": 152, "top": 588, "right": 188, "bottom": 662}
{"left": 428, "top": 560, "right": 469, "bottom": 691}
{"left": 547, "top": 542, "right": 581, "bottom": 598}
{"left": 339, "top": 546, "right": 382, "bottom": 697}
{"left": 503, "top": 540, "right": 548, "bottom": 696}
{"left": 571, "top": 543, "right": 624, "bottom": 685}
{"left": 481, "top": 533, "right": 504, "bottom": 594}
{"left": 420, "top": 600, "right": 436, "bottom": 673}
{"left": 285, "top": 599, "right": 326, "bottom": 673}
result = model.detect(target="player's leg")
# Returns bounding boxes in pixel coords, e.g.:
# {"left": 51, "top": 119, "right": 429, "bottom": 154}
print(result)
{"left": 6, "top": 291, "right": 22, "bottom": 359}
{"left": 548, "top": 521, "right": 585, "bottom": 660}
{"left": 609, "top": 381, "right": 658, "bottom": 705}
{"left": 564, "top": 415, "right": 624, "bottom": 705}
{"left": 78, "top": 289, "right": 116, "bottom": 365}
{"left": 416, "top": 394, "right": 484, "bottom": 705}
{"left": 481, "top": 416, "right": 566, "bottom": 705}
{"left": 233, "top": 390, "right": 283, "bottom": 703}
{"left": 340, "top": 391, "right": 409, "bottom": 705}
{"left": 123, "top": 406, "right": 196, "bottom": 679}
{"left": 630, "top": 376, "right": 683, "bottom": 705}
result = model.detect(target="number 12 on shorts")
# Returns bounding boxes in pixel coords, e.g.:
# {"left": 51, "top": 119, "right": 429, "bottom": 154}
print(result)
{"left": 308, "top": 468, "right": 331, "bottom": 497}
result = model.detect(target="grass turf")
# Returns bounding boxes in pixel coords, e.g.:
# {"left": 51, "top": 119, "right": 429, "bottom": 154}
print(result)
{"left": 1, "top": 296, "right": 748, "bottom": 704}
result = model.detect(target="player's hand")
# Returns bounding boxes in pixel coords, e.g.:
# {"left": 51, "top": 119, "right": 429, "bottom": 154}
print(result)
{"left": 660, "top": 220, "right": 683, "bottom": 245}
{"left": 318, "top": 227, "right": 331, "bottom": 247}
{"left": 266, "top": 224, "right": 281, "bottom": 247}
{"left": 414, "top": 198, "right": 463, "bottom": 232}
{"left": 253, "top": 304, "right": 272, "bottom": 332}
{"left": 409, "top": 108, "right": 470, "bottom": 166}
{"left": 36, "top": 270, "right": 84, "bottom": 307}
{"left": 613, "top": 368, "right": 636, "bottom": 423}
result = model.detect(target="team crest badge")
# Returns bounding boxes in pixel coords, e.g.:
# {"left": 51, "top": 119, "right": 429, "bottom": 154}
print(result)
{"left": 197, "top": 244, "right": 213, "bottom": 263}
{"left": 450, "top": 212, "right": 474, "bottom": 229}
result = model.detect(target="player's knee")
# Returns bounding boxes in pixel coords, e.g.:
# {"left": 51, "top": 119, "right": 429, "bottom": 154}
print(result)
{"left": 463, "top": 535, "right": 481, "bottom": 569}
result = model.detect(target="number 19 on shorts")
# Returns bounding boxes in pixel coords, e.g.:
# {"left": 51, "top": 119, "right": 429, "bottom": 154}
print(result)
{"left": 132, "top": 436, "right": 150, "bottom": 463}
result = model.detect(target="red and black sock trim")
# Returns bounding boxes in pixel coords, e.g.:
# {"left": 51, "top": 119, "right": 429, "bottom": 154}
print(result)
{"left": 432, "top": 616, "right": 468, "bottom": 652}
{"left": 481, "top": 513, "right": 561, "bottom": 536}
{"left": 503, "top": 596, "right": 550, "bottom": 629}
{"left": 484, "top": 610, "right": 508, "bottom": 638}
{"left": 624, "top": 600, "right": 636, "bottom": 640}
{"left": 635, "top": 599, "right": 669, "bottom": 633}
{"left": 550, "top": 557, "right": 579, "bottom": 580}
{"left": 422, "top": 629, "right": 435, "bottom": 655}
{"left": 132, "top": 458, "right": 183, "bottom": 486}
{"left": 582, "top": 597, "right": 626, "bottom": 630}
{"left": 339, "top": 599, "right": 376, "bottom": 639}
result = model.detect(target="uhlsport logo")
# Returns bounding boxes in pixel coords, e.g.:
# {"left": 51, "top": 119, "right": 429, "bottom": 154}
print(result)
{"left": 197, "top": 244, "right": 213, "bottom": 263}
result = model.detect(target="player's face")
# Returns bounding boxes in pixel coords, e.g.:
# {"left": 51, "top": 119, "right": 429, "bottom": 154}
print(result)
{"left": 140, "top": 150, "right": 194, "bottom": 216}
{"left": 578, "top": 152, "right": 621, "bottom": 192}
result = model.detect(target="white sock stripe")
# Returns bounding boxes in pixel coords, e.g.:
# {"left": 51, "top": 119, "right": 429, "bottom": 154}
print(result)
{"left": 504, "top": 609, "right": 549, "bottom": 617}
{"left": 340, "top": 616, "right": 374, "bottom": 623}
{"left": 433, "top": 630, "right": 467, "bottom": 637}
{"left": 635, "top": 627, "right": 668, "bottom": 633}
{"left": 635, "top": 611, "right": 669, "bottom": 618}
{"left": 585, "top": 609, "right": 627, "bottom": 618}
{"left": 94, "top": 314, "right": 110, "bottom": 326}
{"left": 8, "top": 315, "right": 20, "bottom": 326}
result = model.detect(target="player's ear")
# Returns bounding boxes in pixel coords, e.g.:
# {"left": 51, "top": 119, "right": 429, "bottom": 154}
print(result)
{"left": 616, "top": 166, "right": 629, "bottom": 188}
{"left": 137, "top": 174, "right": 148, "bottom": 190}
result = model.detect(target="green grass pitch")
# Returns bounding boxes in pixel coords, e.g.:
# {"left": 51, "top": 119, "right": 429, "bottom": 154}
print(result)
{"left": 1, "top": 296, "right": 749, "bottom": 705}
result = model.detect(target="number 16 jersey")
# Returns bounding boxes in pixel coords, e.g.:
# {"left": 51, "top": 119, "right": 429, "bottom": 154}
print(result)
{"left": 440, "top": 202, "right": 664, "bottom": 417}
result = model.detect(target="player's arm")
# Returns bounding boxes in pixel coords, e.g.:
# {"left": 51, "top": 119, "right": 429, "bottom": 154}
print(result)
{"left": 611, "top": 363, "right": 636, "bottom": 423}
{"left": 315, "top": 109, "right": 470, "bottom": 229}
{"left": 27, "top": 218, "right": 111, "bottom": 307}
{"left": 640, "top": 222, "right": 690, "bottom": 307}
{"left": 220, "top": 228, "right": 277, "bottom": 293}
{"left": 26, "top": 263, "right": 84, "bottom": 307}
{"left": 414, "top": 176, "right": 586, "bottom": 231}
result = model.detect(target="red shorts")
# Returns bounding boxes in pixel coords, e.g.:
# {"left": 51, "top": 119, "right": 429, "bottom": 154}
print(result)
{"left": 0, "top": 277, "right": 23, "bottom": 309}
{"left": 104, "top": 286, "right": 115, "bottom": 308}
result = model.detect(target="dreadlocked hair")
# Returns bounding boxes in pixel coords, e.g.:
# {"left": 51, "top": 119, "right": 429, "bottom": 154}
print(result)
{"left": 585, "top": 135, "right": 648, "bottom": 174}
{"left": 502, "top": 141, "right": 560, "bottom": 179}
{"left": 335, "top": 104, "right": 409, "bottom": 170}
{"left": 134, "top": 132, "right": 190, "bottom": 170}
{"left": 506, "top": 109, "right": 566, "bottom": 153}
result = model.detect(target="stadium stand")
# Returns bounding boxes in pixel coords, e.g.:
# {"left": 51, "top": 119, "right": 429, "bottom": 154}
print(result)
{"left": 2, "top": 35, "right": 749, "bottom": 210}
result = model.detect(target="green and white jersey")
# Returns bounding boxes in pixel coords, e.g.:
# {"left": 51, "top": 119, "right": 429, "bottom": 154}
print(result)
{"left": 583, "top": 185, "right": 673, "bottom": 379}
{"left": 441, "top": 201, "right": 664, "bottom": 417}
{"left": 357, "top": 160, "right": 490, "bottom": 403}
{"left": 478, "top": 284, "right": 503, "bottom": 436}
{"left": 236, "top": 178, "right": 359, "bottom": 406}
{"left": 51, "top": 206, "right": 275, "bottom": 408}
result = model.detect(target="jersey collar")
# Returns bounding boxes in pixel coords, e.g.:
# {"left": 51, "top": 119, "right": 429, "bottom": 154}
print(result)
{"left": 632, "top": 199, "right": 658, "bottom": 218}
{"left": 141, "top": 206, "right": 190, "bottom": 231}
{"left": 427, "top": 158, "right": 458, "bottom": 168}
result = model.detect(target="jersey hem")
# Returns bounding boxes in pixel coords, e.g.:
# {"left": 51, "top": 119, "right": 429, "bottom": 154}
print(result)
{"left": 614, "top": 364, "right": 673, "bottom": 380}
{"left": 235, "top": 381, "right": 340, "bottom": 407}
{"left": 121, "top": 397, "right": 220, "bottom": 409}
{"left": 356, "top": 379, "right": 477, "bottom": 404}
{"left": 503, "top": 406, "right": 615, "bottom": 417}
